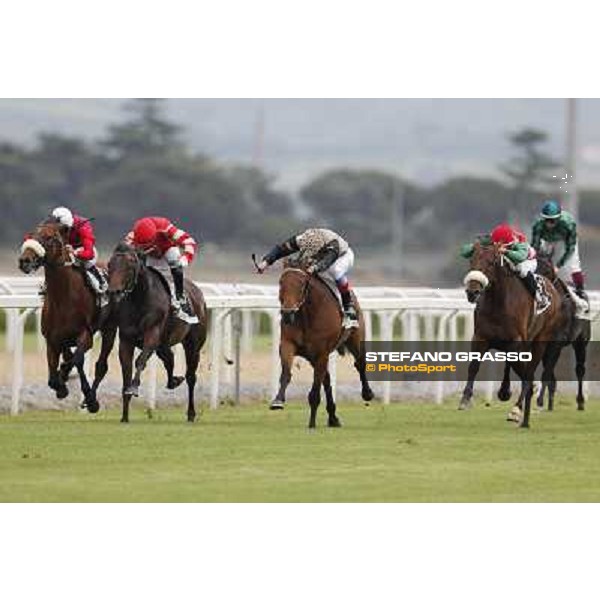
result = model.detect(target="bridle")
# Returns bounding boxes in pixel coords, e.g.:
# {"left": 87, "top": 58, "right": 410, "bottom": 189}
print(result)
{"left": 280, "top": 269, "right": 311, "bottom": 316}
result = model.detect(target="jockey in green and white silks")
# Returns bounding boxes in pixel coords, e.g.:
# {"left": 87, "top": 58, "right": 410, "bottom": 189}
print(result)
{"left": 257, "top": 228, "right": 358, "bottom": 329}
{"left": 531, "top": 200, "right": 587, "bottom": 300}
{"left": 460, "top": 223, "right": 540, "bottom": 300}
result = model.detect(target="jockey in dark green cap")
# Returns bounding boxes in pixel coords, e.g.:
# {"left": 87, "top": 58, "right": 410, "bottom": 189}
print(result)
{"left": 531, "top": 200, "right": 587, "bottom": 301}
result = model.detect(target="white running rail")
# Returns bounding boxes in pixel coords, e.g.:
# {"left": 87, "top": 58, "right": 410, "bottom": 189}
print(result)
{"left": 2, "top": 276, "right": 600, "bottom": 415}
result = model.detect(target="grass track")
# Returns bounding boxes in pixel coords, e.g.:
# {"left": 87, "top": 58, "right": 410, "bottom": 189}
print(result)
{"left": 1, "top": 400, "right": 600, "bottom": 502}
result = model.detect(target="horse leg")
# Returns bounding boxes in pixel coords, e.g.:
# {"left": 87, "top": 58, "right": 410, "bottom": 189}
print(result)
{"left": 543, "top": 344, "right": 562, "bottom": 412}
{"left": 182, "top": 338, "right": 201, "bottom": 423}
{"left": 345, "top": 334, "right": 375, "bottom": 402}
{"left": 47, "top": 344, "right": 68, "bottom": 399}
{"left": 59, "top": 347, "right": 75, "bottom": 381}
{"left": 87, "top": 325, "right": 118, "bottom": 414}
{"left": 574, "top": 340, "right": 587, "bottom": 411}
{"left": 271, "top": 340, "right": 294, "bottom": 410}
{"left": 520, "top": 345, "right": 546, "bottom": 429}
{"left": 69, "top": 329, "right": 94, "bottom": 409}
{"left": 119, "top": 339, "right": 135, "bottom": 423}
{"left": 157, "top": 346, "right": 185, "bottom": 390}
{"left": 308, "top": 356, "right": 328, "bottom": 429}
{"left": 459, "top": 359, "right": 481, "bottom": 410}
{"left": 127, "top": 326, "right": 161, "bottom": 397}
{"left": 497, "top": 362, "right": 513, "bottom": 402}
{"left": 323, "top": 370, "right": 341, "bottom": 428}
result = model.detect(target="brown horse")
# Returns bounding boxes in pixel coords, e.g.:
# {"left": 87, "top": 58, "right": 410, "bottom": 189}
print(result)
{"left": 497, "top": 252, "right": 590, "bottom": 412}
{"left": 18, "top": 219, "right": 115, "bottom": 412}
{"left": 107, "top": 243, "right": 208, "bottom": 423}
{"left": 460, "top": 241, "right": 562, "bottom": 428}
{"left": 271, "top": 268, "right": 374, "bottom": 429}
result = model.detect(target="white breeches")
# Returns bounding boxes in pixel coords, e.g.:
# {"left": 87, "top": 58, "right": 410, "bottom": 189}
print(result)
{"left": 512, "top": 258, "right": 537, "bottom": 277}
{"left": 147, "top": 247, "right": 183, "bottom": 271}
{"left": 325, "top": 249, "right": 355, "bottom": 282}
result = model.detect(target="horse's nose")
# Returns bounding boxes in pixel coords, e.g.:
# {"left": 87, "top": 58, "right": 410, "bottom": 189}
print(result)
{"left": 466, "top": 289, "right": 480, "bottom": 304}
{"left": 19, "top": 257, "right": 31, "bottom": 273}
{"left": 281, "top": 310, "right": 297, "bottom": 326}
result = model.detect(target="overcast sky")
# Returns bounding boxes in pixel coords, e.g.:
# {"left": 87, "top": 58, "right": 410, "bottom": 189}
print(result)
{"left": 0, "top": 98, "right": 597, "bottom": 191}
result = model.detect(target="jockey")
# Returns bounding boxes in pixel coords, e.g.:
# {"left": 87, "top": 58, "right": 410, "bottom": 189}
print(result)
{"left": 50, "top": 207, "right": 107, "bottom": 294}
{"left": 126, "top": 216, "right": 198, "bottom": 322}
{"left": 460, "top": 223, "right": 539, "bottom": 300}
{"left": 256, "top": 228, "right": 359, "bottom": 329}
{"left": 531, "top": 200, "right": 587, "bottom": 300}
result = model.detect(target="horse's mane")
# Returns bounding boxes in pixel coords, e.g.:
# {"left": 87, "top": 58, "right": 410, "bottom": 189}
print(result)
{"left": 114, "top": 241, "right": 134, "bottom": 254}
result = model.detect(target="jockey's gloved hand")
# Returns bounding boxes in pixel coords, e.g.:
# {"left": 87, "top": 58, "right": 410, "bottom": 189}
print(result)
{"left": 256, "top": 259, "right": 269, "bottom": 274}
{"left": 307, "top": 264, "right": 317, "bottom": 275}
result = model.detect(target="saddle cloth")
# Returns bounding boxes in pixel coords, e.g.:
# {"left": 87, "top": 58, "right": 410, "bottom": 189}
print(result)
{"left": 534, "top": 275, "right": 552, "bottom": 316}
{"left": 79, "top": 266, "right": 109, "bottom": 308}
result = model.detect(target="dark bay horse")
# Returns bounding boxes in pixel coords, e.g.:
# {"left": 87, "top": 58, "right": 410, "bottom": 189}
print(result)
{"left": 460, "top": 242, "right": 562, "bottom": 428}
{"left": 271, "top": 268, "right": 374, "bottom": 429}
{"left": 107, "top": 243, "right": 207, "bottom": 423}
{"left": 497, "top": 253, "right": 590, "bottom": 412}
{"left": 18, "top": 219, "right": 115, "bottom": 412}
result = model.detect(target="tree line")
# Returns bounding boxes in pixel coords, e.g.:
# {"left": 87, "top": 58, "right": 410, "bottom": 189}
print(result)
{"left": 1, "top": 99, "right": 596, "bottom": 267}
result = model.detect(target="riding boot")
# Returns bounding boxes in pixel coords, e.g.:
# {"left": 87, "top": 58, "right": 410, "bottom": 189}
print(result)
{"left": 521, "top": 272, "right": 538, "bottom": 299}
{"left": 340, "top": 290, "right": 359, "bottom": 330}
{"left": 88, "top": 265, "right": 107, "bottom": 293}
{"left": 170, "top": 266, "right": 186, "bottom": 307}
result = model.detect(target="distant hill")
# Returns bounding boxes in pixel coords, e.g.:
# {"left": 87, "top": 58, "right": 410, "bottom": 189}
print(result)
{"left": 1, "top": 98, "right": 599, "bottom": 191}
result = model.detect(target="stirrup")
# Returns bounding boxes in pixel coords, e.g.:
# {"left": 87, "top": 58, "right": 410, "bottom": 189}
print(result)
{"left": 343, "top": 310, "right": 359, "bottom": 330}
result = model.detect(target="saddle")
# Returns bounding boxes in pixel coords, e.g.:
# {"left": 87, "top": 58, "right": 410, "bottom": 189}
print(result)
{"left": 147, "top": 266, "right": 198, "bottom": 324}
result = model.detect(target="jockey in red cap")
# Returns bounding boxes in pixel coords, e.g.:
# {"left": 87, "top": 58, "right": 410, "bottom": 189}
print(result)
{"left": 50, "top": 207, "right": 107, "bottom": 295}
{"left": 461, "top": 223, "right": 540, "bottom": 301}
{"left": 126, "top": 217, "right": 198, "bottom": 322}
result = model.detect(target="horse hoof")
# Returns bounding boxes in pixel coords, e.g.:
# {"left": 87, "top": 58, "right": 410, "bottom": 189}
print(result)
{"left": 328, "top": 418, "right": 342, "bottom": 428}
{"left": 56, "top": 387, "right": 69, "bottom": 400}
{"left": 519, "top": 422, "right": 530, "bottom": 429}
{"left": 577, "top": 404, "right": 585, "bottom": 412}
{"left": 187, "top": 415, "right": 196, "bottom": 423}
{"left": 167, "top": 376, "right": 185, "bottom": 390}
{"left": 146, "top": 408, "right": 154, "bottom": 420}
{"left": 362, "top": 389, "right": 375, "bottom": 402}
{"left": 497, "top": 390, "right": 512, "bottom": 402}
{"left": 507, "top": 408, "right": 522, "bottom": 423}
{"left": 120, "top": 417, "right": 129, "bottom": 424}
{"left": 458, "top": 400, "right": 472, "bottom": 411}
{"left": 270, "top": 400, "right": 285, "bottom": 411}
{"left": 87, "top": 401, "right": 100, "bottom": 414}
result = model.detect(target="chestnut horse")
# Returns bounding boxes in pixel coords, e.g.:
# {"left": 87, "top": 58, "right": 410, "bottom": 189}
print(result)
{"left": 18, "top": 219, "right": 115, "bottom": 412}
{"left": 107, "top": 243, "right": 208, "bottom": 423}
{"left": 272, "top": 268, "right": 374, "bottom": 429}
{"left": 460, "top": 242, "right": 562, "bottom": 428}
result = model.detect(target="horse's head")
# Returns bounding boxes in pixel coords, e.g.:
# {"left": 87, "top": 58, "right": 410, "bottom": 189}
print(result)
{"left": 107, "top": 243, "right": 143, "bottom": 303}
{"left": 279, "top": 268, "right": 310, "bottom": 326}
{"left": 535, "top": 249, "right": 555, "bottom": 280}
{"left": 463, "top": 241, "right": 504, "bottom": 304}
{"left": 18, "top": 219, "right": 70, "bottom": 274}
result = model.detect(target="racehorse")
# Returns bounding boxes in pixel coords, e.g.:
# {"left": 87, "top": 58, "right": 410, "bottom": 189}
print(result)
{"left": 271, "top": 267, "right": 375, "bottom": 429}
{"left": 18, "top": 219, "right": 115, "bottom": 412}
{"left": 107, "top": 243, "right": 207, "bottom": 423}
{"left": 460, "top": 241, "right": 562, "bottom": 428}
{"left": 497, "top": 252, "right": 590, "bottom": 412}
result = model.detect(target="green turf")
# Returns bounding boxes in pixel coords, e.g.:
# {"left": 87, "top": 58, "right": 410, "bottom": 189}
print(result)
{"left": 1, "top": 400, "right": 599, "bottom": 502}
